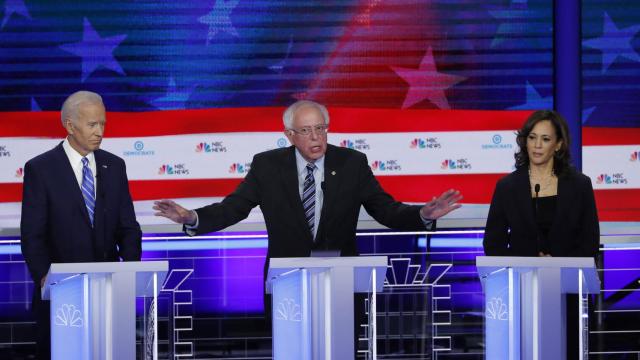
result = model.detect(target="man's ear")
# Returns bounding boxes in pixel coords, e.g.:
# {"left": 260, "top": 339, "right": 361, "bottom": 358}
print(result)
{"left": 284, "top": 129, "right": 293, "bottom": 144}
{"left": 64, "top": 118, "right": 74, "bottom": 134}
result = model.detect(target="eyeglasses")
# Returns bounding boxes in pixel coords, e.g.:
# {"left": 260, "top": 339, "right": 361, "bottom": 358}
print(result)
{"left": 288, "top": 124, "right": 329, "bottom": 136}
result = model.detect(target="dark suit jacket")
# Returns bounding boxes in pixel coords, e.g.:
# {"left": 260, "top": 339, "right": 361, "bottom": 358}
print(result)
{"left": 483, "top": 167, "right": 599, "bottom": 257}
{"left": 20, "top": 142, "right": 142, "bottom": 286}
{"left": 193, "top": 144, "right": 425, "bottom": 265}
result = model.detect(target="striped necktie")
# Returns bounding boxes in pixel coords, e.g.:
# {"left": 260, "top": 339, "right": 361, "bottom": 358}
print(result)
{"left": 81, "top": 157, "right": 96, "bottom": 226}
{"left": 302, "top": 163, "right": 316, "bottom": 237}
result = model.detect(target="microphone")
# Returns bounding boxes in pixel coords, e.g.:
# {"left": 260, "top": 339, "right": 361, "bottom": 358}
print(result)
{"left": 321, "top": 181, "right": 326, "bottom": 191}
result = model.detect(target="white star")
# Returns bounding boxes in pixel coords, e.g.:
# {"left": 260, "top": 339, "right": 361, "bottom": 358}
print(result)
{"left": 199, "top": 0, "right": 240, "bottom": 45}
{"left": 391, "top": 47, "right": 466, "bottom": 109}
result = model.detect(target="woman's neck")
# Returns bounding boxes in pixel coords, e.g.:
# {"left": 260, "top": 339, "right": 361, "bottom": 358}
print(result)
{"left": 529, "top": 161, "right": 554, "bottom": 178}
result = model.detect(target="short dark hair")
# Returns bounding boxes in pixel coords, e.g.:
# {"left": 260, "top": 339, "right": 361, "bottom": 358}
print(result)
{"left": 514, "top": 110, "right": 572, "bottom": 176}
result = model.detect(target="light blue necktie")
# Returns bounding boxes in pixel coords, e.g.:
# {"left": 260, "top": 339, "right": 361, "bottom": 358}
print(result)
{"left": 81, "top": 157, "right": 96, "bottom": 226}
{"left": 301, "top": 163, "right": 316, "bottom": 237}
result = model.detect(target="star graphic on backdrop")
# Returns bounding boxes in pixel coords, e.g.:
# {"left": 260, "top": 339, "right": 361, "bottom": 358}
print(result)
{"left": 199, "top": 0, "right": 239, "bottom": 45}
{"left": 1, "top": 0, "right": 31, "bottom": 29}
{"left": 583, "top": 12, "right": 640, "bottom": 73}
{"left": 151, "top": 77, "right": 195, "bottom": 110}
{"left": 489, "top": 4, "right": 550, "bottom": 48}
{"left": 582, "top": 106, "right": 596, "bottom": 124}
{"left": 59, "top": 18, "right": 127, "bottom": 82}
{"left": 269, "top": 35, "right": 293, "bottom": 73}
{"left": 31, "top": 97, "right": 41, "bottom": 111}
{"left": 508, "top": 82, "right": 552, "bottom": 110}
{"left": 390, "top": 47, "right": 466, "bottom": 109}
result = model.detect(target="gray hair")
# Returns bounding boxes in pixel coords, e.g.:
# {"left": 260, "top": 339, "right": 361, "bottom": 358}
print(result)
{"left": 61, "top": 91, "right": 104, "bottom": 126}
{"left": 283, "top": 100, "right": 330, "bottom": 129}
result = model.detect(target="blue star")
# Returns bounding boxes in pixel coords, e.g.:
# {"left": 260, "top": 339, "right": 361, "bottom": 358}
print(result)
{"left": 269, "top": 35, "right": 293, "bottom": 73}
{"left": 59, "top": 18, "right": 127, "bottom": 82}
{"left": 1, "top": 0, "right": 31, "bottom": 29}
{"left": 581, "top": 106, "right": 596, "bottom": 125}
{"left": 199, "top": 0, "right": 239, "bottom": 45}
{"left": 489, "top": 4, "right": 550, "bottom": 48}
{"left": 31, "top": 97, "right": 41, "bottom": 111}
{"left": 508, "top": 82, "right": 552, "bottom": 110}
{"left": 151, "top": 77, "right": 195, "bottom": 110}
{"left": 583, "top": 12, "right": 640, "bottom": 73}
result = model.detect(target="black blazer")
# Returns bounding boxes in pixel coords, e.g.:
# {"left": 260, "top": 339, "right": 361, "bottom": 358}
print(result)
{"left": 193, "top": 144, "right": 425, "bottom": 265}
{"left": 20, "top": 142, "right": 142, "bottom": 285}
{"left": 483, "top": 167, "right": 599, "bottom": 257}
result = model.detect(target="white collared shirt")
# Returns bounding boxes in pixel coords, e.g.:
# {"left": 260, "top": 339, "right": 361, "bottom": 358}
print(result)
{"left": 295, "top": 149, "right": 324, "bottom": 239}
{"left": 62, "top": 137, "right": 97, "bottom": 197}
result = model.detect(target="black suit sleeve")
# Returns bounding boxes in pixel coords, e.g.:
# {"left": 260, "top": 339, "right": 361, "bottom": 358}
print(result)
{"left": 20, "top": 161, "right": 51, "bottom": 283}
{"left": 193, "top": 155, "right": 261, "bottom": 235}
{"left": 483, "top": 178, "right": 511, "bottom": 256}
{"left": 568, "top": 176, "right": 600, "bottom": 257}
{"left": 115, "top": 160, "right": 142, "bottom": 261}
{"left": 358, "top": 154, "right": 424, "bottom": 230}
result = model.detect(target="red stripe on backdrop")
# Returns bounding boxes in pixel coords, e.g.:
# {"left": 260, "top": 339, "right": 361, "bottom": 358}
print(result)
{"left": 583, "top": 127, "right": 640, "bottom": 146}
{"left": 0, "top": 174, "right": 506, "bottom": 204}
{"left": 594, "top": 189, "right": 640, "bottom": 222}
{"left": 3, "top": 177, "right": 638, "bottom": 221}
{"left": 1, "top": 108, "right": 531, "bottom": 137}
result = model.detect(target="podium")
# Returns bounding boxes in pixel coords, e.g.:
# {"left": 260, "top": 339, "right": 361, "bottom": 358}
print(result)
{"left": 266, "top": 256, "right": 388, "bottom": 360}
{"left": 476, "top": 256, "right": 600, "bottom": 360}
{"left": 42, "top": 261, "right": 168, "bottom": 360}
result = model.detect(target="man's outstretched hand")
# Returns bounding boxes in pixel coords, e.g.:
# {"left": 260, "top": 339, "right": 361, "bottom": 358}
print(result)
{"left": 420, "top": 189, "right": 463, "bottom": 220}
{"left": 153, "top": 199, "right": 197, "bottom": 225}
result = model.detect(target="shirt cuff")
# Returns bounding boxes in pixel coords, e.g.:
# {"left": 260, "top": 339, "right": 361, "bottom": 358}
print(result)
{"left": 184, "top": 211, "right": 199, "bottom": 236}
{"left": 419, "top": 213, "right": 434, "bottom": 229}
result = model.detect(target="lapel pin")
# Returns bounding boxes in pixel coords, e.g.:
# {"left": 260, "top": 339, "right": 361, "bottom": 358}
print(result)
{"left": 102, "top": 165, "right": 108, "bottom": 168}
{"left": 331, "top": 171, "right": 336, "bottom": 176}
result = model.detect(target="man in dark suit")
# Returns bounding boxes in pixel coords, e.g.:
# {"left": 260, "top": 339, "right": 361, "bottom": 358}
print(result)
{"left": 20, "top": 90, "right": 142, "bottom": 359}
{"left": 154, "top": 100, "right": 462, "bottom": 264}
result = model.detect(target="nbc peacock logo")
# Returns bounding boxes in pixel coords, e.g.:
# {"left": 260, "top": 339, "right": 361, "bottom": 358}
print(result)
{"left": 339, "top": 140, "right": 354, "bottom": 149}
{"left": 631, "top": 151, "right": 639, "bottom": 162}
{"left": 158, "top": 164, "right": 173, "bottom": 175}
{"left": 158, "top": 164, "right": 190, "bottom": 175}
{"left": 195, "top": 143, "right": 210, "bottom": 153}
{"left": 15, "top": 167, "right": 23, "bottom": 178}
{"left": 229, "top": 163, "right": 251, "bottom": 174}
{"left": 441, "top": 158, "right": 471, "bottom": 170}
{"left": 596, "top": 174, "right": 612, "bottom": 184}
{"left": 596, "top": 173, "right": 627, "bottom": 185}
{"left": 410, "top": 137, "right": 440, "bottom": 149}
{"left": 196, "top": 141, "right": 227, "bottom": 153}
{"left": 410, "top": 139, "right": 426, "bottom": 149}
{"left": 339, "top": 138, "right": 370, "bottom": 150}
{"left": 370, "top": 160, "right": 401, "bottom": 171}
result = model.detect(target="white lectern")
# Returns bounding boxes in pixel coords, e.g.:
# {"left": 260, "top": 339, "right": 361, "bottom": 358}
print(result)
{"left": 42, "top": 261, "right": 168, "bottom": 360}
{"left": 476, "top": 256, "right": 600, "bottom": 360}
{"left": 266, "top": 256, "right": 388, "bottom": 360}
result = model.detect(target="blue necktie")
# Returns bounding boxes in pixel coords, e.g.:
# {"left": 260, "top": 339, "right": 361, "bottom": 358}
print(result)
{"left": 81, "top": 157, "right": 96, "bottom": 226}
{"left": 302, "top": 163, "right": 316, "bottom": 237}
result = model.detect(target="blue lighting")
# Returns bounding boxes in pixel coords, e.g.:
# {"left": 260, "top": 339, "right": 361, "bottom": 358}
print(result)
{"left": 417, "top": 237, "right": 483, "bottom": 249}
{"left": 142, "top": 239, "right": 268, "bottom": 251}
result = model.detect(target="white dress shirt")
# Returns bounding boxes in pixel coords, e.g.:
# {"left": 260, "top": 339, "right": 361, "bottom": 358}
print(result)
{"left": 62, "top": 137, "right": 97, "bottom": 197}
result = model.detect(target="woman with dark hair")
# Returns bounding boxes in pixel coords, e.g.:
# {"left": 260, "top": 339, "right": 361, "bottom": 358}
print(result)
{"left": 483, "top": 109, "right": 599, "bottom": 258}
{"left": 483, "top": 110, "right": 600, "bottom": 359}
